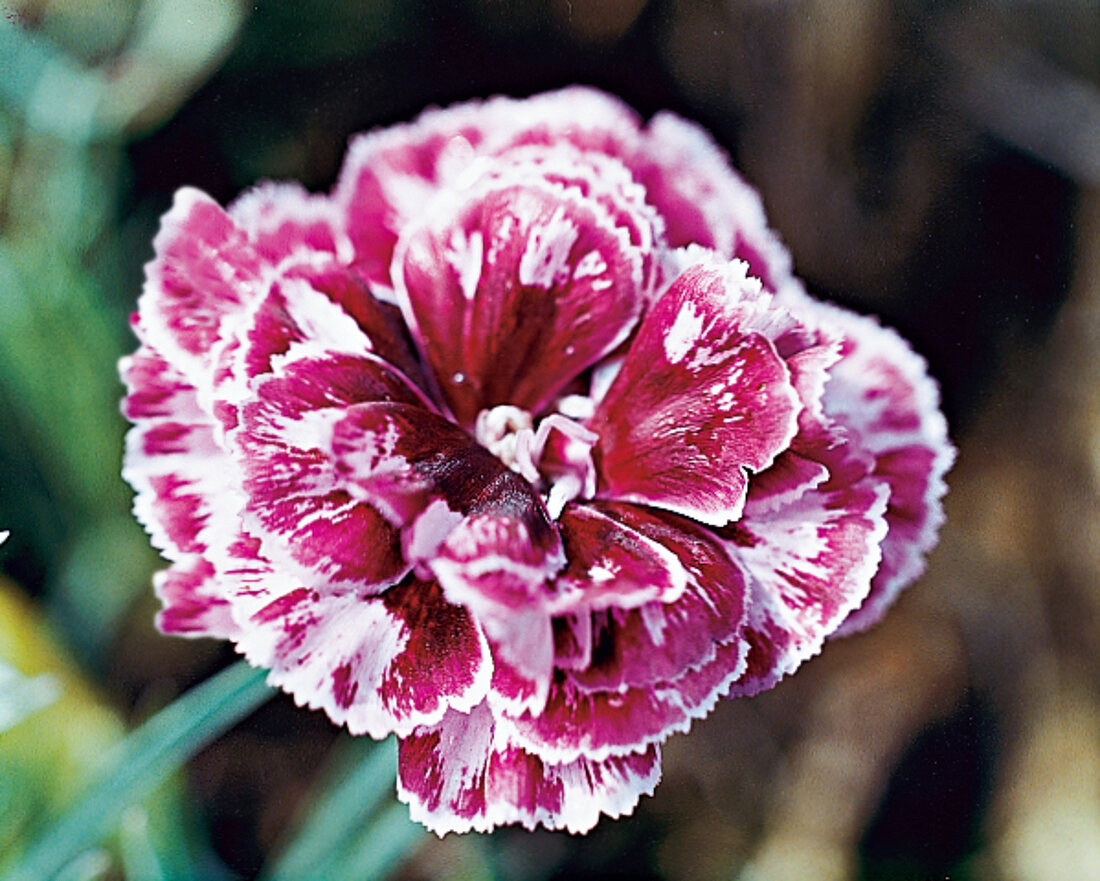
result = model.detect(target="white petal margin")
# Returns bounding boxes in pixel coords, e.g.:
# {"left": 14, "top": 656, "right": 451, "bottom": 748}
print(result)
{"left": 121, "top": 347, "right": 247, "bottom": 564}
{"left": 724, "top": 442, "right": 891, "bottom": 697}
{"left": 228, "top": 180, "right": 355, "bottom": 265}
{"left": 397, "top": 702, "right": 662, "bottom": 836}
{"left": 234, "top": 580, "right": 492, "bottom": 739}
{"left": 137, "top": 188, "right": 266, "bottom": 392}
{"left": 807, "top": 302, "right": 955, "bottom": 635}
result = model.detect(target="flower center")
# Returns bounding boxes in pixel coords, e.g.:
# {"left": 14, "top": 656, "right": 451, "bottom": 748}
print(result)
{"left": 474, "top": 401, "right": 600, "bottom": 519}
{"left": 474, "top": 405, "right": 534, "bottom": 471}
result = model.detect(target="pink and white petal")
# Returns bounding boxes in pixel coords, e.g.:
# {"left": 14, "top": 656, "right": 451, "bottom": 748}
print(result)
{"left": 238, "top": 578, "right": 491, "bottom": 738}
{"left": 501, "top": 629, "right": 750, "bottom": 767}
{"left": 552, "top": 613, "right": 592, "bottom": 671}
{"left": 565, "top": 503, "right": 748, "bottom": 693}
{"left": 335, "top": 88, "right": 645, "bottom": 290}
{"left": 122, "top": 348, "right": 244, "bottom": 562}
{"left": 550, "top": 503, "right": 690, "bottom": 614}
{"left": 215, "top": 274, "right": 435, "bottom": 430}
{"left": 430, "top": 514, "right": 565, "bottom": 614}
{"left": 154, "top": 557, "right": 238, "bottom": 639}
{"left": 121, "top": 344, "right": 207, "bottom": 425}
{"left": 241, "top": 351, "right": 429, "bottom": 438}
{"left": 491, "top": 743, "right": 661, "bottom": 835}
{"left": 498, "top": 512, "right": 750, "bottom": 763}
{"left": 138, "top": 188, "right": 265, "bottom": 383}
{"left": 212, "top": 274, "right": 378, "bottom": 428}
{"left": 244, "top": 488, "right": 409, "bottom": 592}
{"left": 228, "top": 181, "right": 353, "bottom": 265}
{"left": 393, "top": 172, "right": 644, "bottom": 426}
{"left": 232, "top": 357, "right": 432, "bottom": 592}
{"left": 591, "top": 261, "right": 801, "bottom": 526}
{"left": 430, "top": 513, "right": 562, "bottom": 684}
{"left": 808, "top": 304, "right": 955, "bottom": 634}
{"left": 236, "top": 277, "right": 376, "bottom": 379}
{"left": 280, "top": 261, "right": 433, "bottom": 395}
{"left": 722, "top": 438, "right": 891, "bottom": 697}
{"left": 335, "top": 98, "right": 508, "bottom": 287}
{"left": 493, "top": 86, "right": 644, "bottom": 157}
{"left": 480, "top": 144, "right": 667, "bottom": 293}
{"left": 743, "top": 450, "right": 830, "bottom": 514}
{"left": 488, "top": 646, "right": 551, "bottom": 717}
{"left": 397, "top": 702, "right": 661, "bottom": 835}
{"left": 742, "top": 340, "right": 845, "bottom": 512}
{"left": 328, "top": 400, "right": 565, "bottom": 671}
{"left": 499, "top": 672, "right": 694, "bottom": 765}
{"left": 124, "top": 420, "right": 239, "bottom": 559}
{"left": 633, "top": 113, "right": 795, "bottom": 292}
{"left": 330, "top": 402, "right": 561, "bottom": 550}
{"left": 212, "top": 529, "right": 304, "bottom": 620}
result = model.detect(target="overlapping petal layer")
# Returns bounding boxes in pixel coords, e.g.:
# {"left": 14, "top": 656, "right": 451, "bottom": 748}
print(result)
{"left": 591, "top": 262, "right": 801, "bottom": 526}
{"left": 397, "top": 703, "right": 661, "bottom": 835}
{"left": 394, "top": 166, "right": 647, "bottom": 425}
{"left": 122, "top": 86, "right": 952, "bottom": 837}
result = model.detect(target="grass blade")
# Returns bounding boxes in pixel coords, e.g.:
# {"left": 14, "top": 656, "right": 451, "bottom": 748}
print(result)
{"left": 4, "top": 660, "right": 272, "bottom": 881}
{"left": 262, "top": 736, "right": 399, "bottom": 881}
{"left": 326, "top": 801, "right": 426, "bottom": 881}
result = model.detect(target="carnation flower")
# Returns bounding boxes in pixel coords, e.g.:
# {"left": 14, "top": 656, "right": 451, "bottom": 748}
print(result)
{"left": 121, "top": 87, "right": 954, "bottom": 835}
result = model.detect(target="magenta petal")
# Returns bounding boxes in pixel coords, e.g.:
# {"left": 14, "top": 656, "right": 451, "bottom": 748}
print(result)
{"left": 592, "top": 261, "right": 801, "bottom": 525}
{"left": 330, "top": 400, "right": 565, "bottom": 677}
{"left": 397, "top": 703, "right": 661, "bottom": 835}
{"left": 492, "top": 86, "right": 642, "bottom": 156}
{"left": 552, "top": 613, "right": 593, "bottom": 671}
{"left": 742, "top": 342, "right": 843, "bottom": 511}
{"left": 813, "top": 306, "right": 955, "bottom": 634}
{"left": 632, "top": 113, "right": 795, "bottom": 291}
{"left": 154, "top": 558, "right": 238, "bottom": 639}
{"left": 281, "top": 262, "right": 433, "bottom": 394}
{"left": 550, "top": 503, "right": 690, "bottom": 614}
{"left": 659, "top": 635, "right": 750, "bottom": 715}
{"left": 744, "top": 450, "right": 830, "bottom": 513}
{"left": 238, "top": 578, "right": 490, "bottom": 737}
{"left": 502, "top": 635, "right": 749, "bottom": 766}
{"left": 121, "top": 347, "right": 240, "bottom": 561}
{"left": 247, "top": 489, "right": 408, "bottom": 591}
{"left": 430, "top": 514, "right": 561, "bottom": 685}
{"left": 500, "top": 674, "right": 689, "bottom": 765}
{"left": 243, "top": 351, "right": 428, "bottom": 429}
{"left": 431, "top": 514, "right": 565, "bottom": 614}
{"left": 336, "top": 87, "right": 644, "bottom": 290}
{"left": 121, "top": 343, "right": 207, "bottom": 425}
{"left": 336, "top": 104, "right": 498, "bottom": 287}
{"left": 566, "top": 503, "right": 748, "bottom": 692}
{"left": 499, "top": 508, "right": 750, "bottom": 763}
{"left": 139, "top": 188, "right": 262, "bottom": 379}
{"left": 488, "top": 647, "right": 551, "bottom": 717}
{"left": 330, "top": 402, "right": 559, "bottom": 541}
{"left": 234, "top": 356, "right": 432, "bottom": 592}
{"left": 221, "top": 276, "right": 434, "bottom": 419}
{"left": 228, "top": 181, "right": 353, "bottom": 264}
{"left": 723, "top": 436, "right": 890, "bottom": 697}
{"left": 394, "top": 172, "right": 645, "bottom": 426}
